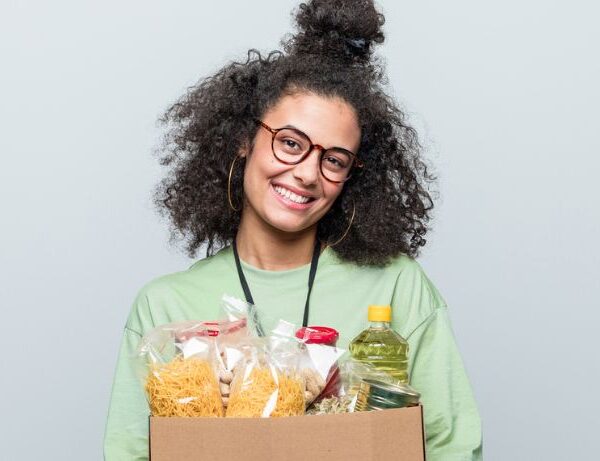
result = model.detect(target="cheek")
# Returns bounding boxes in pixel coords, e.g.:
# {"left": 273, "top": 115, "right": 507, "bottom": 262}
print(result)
{"left": 251, "top": 153, "right": 286, "bottom": 177}
{"left": 323, "top": 184, "right": 344, "bottom": 203}
{"left": 243, "top": 155, "right": 288, "bottom": 194}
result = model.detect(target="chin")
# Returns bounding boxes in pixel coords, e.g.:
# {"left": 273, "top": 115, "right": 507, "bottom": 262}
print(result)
{"left": 264, "top": 213, "right": 316, "bottom": 235}
{"left": 269, "top": 220, "right": 312, "bottom": 235}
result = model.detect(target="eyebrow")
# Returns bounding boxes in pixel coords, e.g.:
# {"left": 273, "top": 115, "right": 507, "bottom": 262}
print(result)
{"left": 279, "top": 123, "right": 357, "bottom": 154}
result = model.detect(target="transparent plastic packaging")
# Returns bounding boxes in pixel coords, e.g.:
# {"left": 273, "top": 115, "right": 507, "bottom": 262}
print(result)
{"left": 135, "top": 295, "right": 254, "bottom": 417}
{"left": 134, "top": 295, "right": 350, "bottom": 418}
{"left": 219, "top": 294, "right": 264, "bottom": 337}
{"left": 137, "top": 331, "right": 224, "bottom": 417}
{"left": 306, "top": 354, "right": 398, "bottom": 415}
{"left": 225, "top": 321, "right": 305, "bottom": 417}
{"left": 296, "top": 326, "right": 345, "bottom": 405}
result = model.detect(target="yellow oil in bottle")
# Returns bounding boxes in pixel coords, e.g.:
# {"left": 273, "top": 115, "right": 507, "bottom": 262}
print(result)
{"left": 349, "top": 305, "right": 409, "bottom": 384}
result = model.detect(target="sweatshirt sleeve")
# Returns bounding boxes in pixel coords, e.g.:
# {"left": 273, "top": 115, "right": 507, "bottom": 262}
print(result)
{"left": 407, "top": 307, "right": 483, "bottom": 461}
{"left": 103, "top": 325, "right": 150, "bottom": 460}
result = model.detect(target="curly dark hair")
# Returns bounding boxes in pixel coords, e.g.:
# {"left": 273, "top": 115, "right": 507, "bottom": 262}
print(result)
{"left": 155, "top": 0, "right": 436, "bottom": 266}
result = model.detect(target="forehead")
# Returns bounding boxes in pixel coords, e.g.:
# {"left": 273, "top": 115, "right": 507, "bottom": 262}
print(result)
{"left": 261, "top": 92, "right": 361, "bottom": 151}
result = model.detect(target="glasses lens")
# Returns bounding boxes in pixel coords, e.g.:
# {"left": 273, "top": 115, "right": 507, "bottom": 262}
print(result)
{"left": 321, "top": 149, "right": 353, "bottom": 182}
{"left": 273, "top": 129, "right": 311, "bottom": 162}
{"left": 272, "top": 128, "right": 354, "bottom": 182}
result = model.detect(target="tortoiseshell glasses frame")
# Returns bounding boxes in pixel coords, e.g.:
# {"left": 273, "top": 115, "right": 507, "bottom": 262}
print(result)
{"left": 256, "top": 120, "right": 364, "bottom": 183}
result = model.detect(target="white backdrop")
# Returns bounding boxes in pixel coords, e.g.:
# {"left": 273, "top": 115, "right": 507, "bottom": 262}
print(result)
{"left": 1, "top": 1, "right": 598, "bottom": 459}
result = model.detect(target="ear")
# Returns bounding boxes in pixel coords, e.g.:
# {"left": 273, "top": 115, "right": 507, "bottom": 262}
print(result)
{"left": 237, "top": 145, "right": 248, "bottom": 159}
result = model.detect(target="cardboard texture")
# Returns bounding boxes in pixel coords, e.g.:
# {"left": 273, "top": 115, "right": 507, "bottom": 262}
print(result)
{"left": 150, "top": 405, "right": 425, "bottom": 461}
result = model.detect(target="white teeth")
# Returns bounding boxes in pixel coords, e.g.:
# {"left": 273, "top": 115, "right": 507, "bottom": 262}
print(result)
{"left": 274, "top": 186, "right": 311, "bottom": 204}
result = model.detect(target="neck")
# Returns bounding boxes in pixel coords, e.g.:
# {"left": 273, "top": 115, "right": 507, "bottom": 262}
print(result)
{"left": 235, "top": 213, "right": 319, "bottom": 271}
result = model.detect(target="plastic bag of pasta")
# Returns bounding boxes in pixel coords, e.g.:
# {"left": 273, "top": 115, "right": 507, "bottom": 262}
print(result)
{"left": 225, "top": 321, "right": 306, "bottom": 418}
{"left": 135, "top": 319, "right": 247, "bottom": 418}
{"left": 224, "top": 302, "right": 346, "bottom": 407}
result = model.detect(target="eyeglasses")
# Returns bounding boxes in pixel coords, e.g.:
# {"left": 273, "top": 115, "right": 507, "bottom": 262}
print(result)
{"left": 256, "top": 120, "right": 364, "bottom": 183}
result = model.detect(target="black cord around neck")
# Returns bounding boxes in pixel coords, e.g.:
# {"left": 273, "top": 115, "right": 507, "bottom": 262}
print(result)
{"left": 231, "top": 238, "right": 321, "bottom": 328}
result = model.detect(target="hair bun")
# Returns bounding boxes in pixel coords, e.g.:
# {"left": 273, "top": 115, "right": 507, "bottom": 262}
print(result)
{"left": 289, "top": 0, "right": 385, "bottom": 64}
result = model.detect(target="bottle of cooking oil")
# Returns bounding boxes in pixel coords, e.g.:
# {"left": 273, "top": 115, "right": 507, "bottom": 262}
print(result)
{"left": 348, "top": 305, "right": 409, "bottom": 384}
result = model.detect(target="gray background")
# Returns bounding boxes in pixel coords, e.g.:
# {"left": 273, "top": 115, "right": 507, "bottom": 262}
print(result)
{"left": 1, "top": 0, "right": 598, "bottom": 459}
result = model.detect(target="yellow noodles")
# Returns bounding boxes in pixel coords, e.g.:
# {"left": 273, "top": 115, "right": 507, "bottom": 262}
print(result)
{"left": 226, "top": 367, "right": 305, "bottom": 418}
{"left": 145, "top": 357, "right": 224, "bottom": 417}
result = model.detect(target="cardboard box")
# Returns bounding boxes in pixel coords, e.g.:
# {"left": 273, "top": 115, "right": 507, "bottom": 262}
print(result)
{"left": 150, "top": 405, "right": 425, "bottom": 461}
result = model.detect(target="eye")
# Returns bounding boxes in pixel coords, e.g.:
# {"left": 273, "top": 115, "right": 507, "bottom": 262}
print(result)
{"left": 322, "top": 151, "right": 351, "bottom": 170}
{"left": 324, "top": 156, "right": 343, "bottom": 167}
{"left": 283, "top": 138, "right": 301, "bottom": 150}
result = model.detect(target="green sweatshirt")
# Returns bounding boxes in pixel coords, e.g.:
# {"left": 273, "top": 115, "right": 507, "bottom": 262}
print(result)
{"left": 104, "top": 246, "right": 483, "bottom": 460}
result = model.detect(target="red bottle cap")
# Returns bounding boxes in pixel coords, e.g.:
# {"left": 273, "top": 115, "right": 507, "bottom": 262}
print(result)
{"left": 295, "top": 326, "right": 339, "bottom": 345}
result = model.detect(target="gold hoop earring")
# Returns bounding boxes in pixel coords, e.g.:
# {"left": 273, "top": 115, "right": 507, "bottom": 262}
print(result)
{"left": 326, "top": 201, "right": 356, "bottom": 247}
{"left": 227, "top": 156, "right": 241, "bottom": 212}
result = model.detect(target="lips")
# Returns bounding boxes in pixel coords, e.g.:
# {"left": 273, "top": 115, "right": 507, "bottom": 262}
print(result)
{"left": 270, "top": 183, "right": 317, "bottom": 210}
{"left": 271, "top": 182, "right": 316, "bottom": 199}
{"left": 273, "top": 183, "right": 315, "bottom": 203}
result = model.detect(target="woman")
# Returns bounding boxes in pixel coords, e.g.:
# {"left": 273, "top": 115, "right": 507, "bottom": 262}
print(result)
{"left": 104, "top": 0, "right": 483, "bottom": 459}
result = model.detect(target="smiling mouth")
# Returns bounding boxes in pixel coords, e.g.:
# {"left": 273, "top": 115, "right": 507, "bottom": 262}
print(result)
{"left": 272, "top": 185, "right": 316, "bottom": 204}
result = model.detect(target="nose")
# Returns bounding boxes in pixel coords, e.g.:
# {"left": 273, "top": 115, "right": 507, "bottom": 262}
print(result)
{"left": 292, "top": 146, "right": 322, "bottom": 185}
